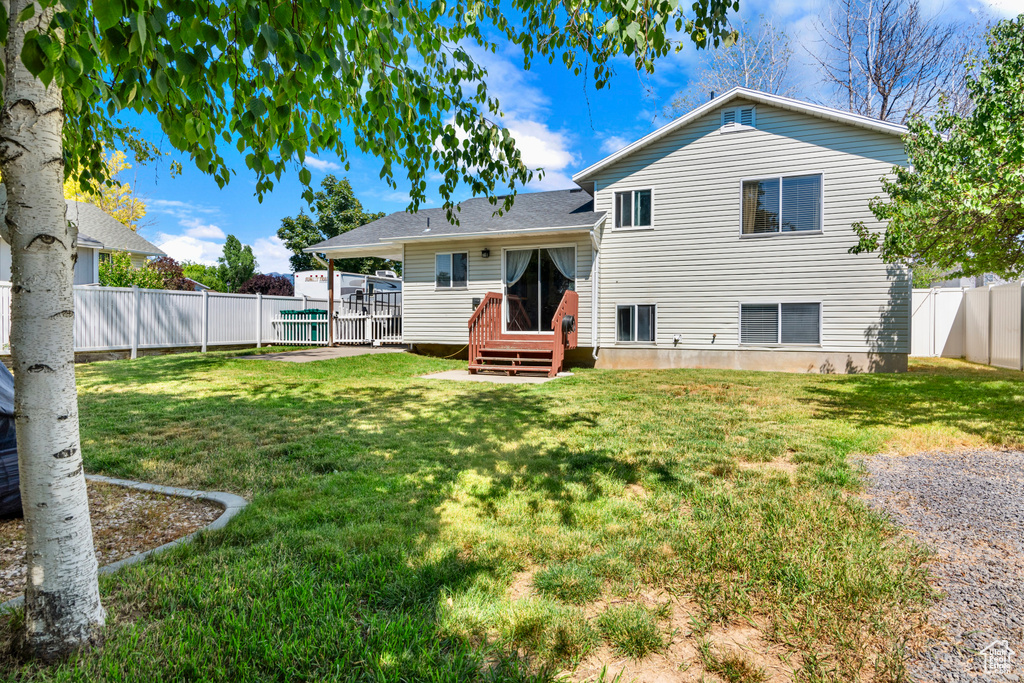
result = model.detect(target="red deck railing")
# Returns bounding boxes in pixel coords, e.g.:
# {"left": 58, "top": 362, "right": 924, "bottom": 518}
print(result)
{"left": 468, "top": 290, "right": 579, "bottom": 376}
{"left": 468, "top": 292, "right": 503, "bottom": 372}
{"left": 549, "top": 290, "right": 579, "bottom": 377}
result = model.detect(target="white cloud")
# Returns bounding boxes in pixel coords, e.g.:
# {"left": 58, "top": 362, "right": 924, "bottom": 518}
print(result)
{"left": 155, "top": 234, "right": 224, "bottom": 266}
{"left": 982, "top": 0, "right": 1024, "bottom": 14}
{"left": 599, "top": 135, "right": 633, "bottom": 155}
{"left": 181, "top": 217, "right": 226, "bottom": 240}
{"left": 253, "top": 235, "right": 293, "bottom": 274}
{"left": 149, "top": 199, "right": 219, "bottom": 220}
{"left": 305, "top": 155, "right": 341, "bottom": 172}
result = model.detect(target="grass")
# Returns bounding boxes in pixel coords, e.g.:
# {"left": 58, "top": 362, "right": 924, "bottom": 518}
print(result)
{"left": 0, "top": 351, "right": 1021, "bottom": 681}
{"left": 698, "top": 640, "right": 768, "bottom": 683}
{"left": 596, "top": 605, "right": 664, "bottom": 659}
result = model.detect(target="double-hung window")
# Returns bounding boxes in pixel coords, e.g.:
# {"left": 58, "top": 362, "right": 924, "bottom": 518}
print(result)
{"left": 741, "top": 174, "right": 822, "bottom": 235}
{"left": 740, "top": 303, "right": 821, "bottom": 345}
{"left": 616, "top": 304, "right": 656, "bottom": 343}
{"left": 614, "top": 189, "right": 652, "bottom": 229}
{"left": 435, "top": 252, "right": 468, "bottom": 288}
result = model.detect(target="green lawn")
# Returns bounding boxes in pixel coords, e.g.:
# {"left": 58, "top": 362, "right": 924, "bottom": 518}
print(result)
{"left": 3, "top": 351, "right": 1022, "bottom": 682}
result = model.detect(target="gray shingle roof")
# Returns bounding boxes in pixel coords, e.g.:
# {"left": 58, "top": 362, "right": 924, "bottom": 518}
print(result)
{"left": 65, "top": 200, "right": 165, "bottom": 256}
{"left": 307, "top": 189, "right": 603, "bottom": 251}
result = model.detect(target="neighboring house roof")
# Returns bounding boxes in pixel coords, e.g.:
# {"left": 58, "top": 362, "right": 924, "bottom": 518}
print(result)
{"left": 65, "top": 200, "right": 165, "bottom": 256}
{"left": 306, "top": 189, "right": 603, "bottom": 254}
{"left": 573, "top": 87, "right": 910, "bottom": 185}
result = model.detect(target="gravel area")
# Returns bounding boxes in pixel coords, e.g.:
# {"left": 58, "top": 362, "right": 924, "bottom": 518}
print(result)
{"left": 864, "top": 449, "right": 1023, "bottom": 682}
{"left": 0, "top": 481, "right": 220, "bottom": 602}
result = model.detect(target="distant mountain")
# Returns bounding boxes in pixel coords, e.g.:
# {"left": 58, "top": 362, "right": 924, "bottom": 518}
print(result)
{"left": 264, "top": 272, "right": 294, "bottom": 284}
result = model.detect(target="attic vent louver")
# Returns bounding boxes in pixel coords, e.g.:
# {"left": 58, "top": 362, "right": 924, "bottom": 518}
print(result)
{"left": 740, "top": 108, "right": 754, "bottom": 126}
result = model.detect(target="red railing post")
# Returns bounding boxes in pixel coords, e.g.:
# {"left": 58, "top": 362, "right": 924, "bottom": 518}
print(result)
{"left": 468, "top": 292, "right": 503, "bottom": 374}
{"left": 548, "top": 290, "right": 579, "bottom": 376}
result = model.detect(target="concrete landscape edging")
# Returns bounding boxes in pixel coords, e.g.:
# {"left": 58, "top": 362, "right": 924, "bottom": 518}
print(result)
{"left": 0, "top": 474, "right": 248, "bottom": 613}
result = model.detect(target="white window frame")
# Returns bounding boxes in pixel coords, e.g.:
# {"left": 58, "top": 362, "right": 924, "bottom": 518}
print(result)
{"left": 612, "top": 187, "right": 655, "bottom": 231}
{"left": 738, "top": 172, "right": 825, "bottom": 238}
{"left": 434, "top": 251, "right": 469, "bottom": 290}
{"left": 720, "top": 105, "right": 756, "bottom": 133}
{"left": 615, "top": 303, "right": 657, "bottom": 344}
{"left": 737, "top": 302, "right": 822, "bottom": 346}
{"left": 500, "top": 244, "right": 578, "bottom": 336}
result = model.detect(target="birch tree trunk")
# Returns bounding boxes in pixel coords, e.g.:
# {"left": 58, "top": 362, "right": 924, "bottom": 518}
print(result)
{"left": 0, "top": 0, "right": 104, "bottom": 660}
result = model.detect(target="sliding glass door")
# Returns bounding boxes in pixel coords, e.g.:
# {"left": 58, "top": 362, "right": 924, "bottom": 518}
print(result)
{"left": 504, "top": 247, "right": 576, "bottom": 333}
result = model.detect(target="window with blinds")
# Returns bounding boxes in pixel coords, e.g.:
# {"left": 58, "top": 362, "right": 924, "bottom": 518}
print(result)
{"left": 741, "top": 174, "right": 822, "bottom": 235}
{"left": 740, "top": 303, "right": 821, "bottom": 345}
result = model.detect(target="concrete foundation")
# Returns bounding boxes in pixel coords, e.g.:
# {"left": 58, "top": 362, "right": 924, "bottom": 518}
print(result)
{"left": 411, "top": 343, "right": 906, "bottom": 374}
{"left": 594, "top": 347, "right": 908, "bottom": 374}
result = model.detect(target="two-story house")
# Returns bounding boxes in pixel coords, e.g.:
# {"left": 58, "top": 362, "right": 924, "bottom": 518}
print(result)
{"left": 308, "top": 88, "right": 911, "bottom": 374}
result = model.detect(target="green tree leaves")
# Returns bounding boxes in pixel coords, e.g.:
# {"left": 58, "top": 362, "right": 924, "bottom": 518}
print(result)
{"left": 277, "top": 175, "right": 394, "bottom": 274}
{"left": 217, "top": 235, "right": 258, "bottom": 292}
{"left": 852, "top": 14, "right": 1024, "bottom": 280}
{"left": 1, "top": 0, "right": 735, "bottom": 220}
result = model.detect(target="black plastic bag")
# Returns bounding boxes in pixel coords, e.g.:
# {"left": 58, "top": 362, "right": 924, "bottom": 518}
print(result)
{"left": 0, "top": 361, "right": 19, "bottom": 518}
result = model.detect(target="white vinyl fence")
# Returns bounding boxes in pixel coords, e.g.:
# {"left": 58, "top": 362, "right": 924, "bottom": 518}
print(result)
{"left": 0, "top": 283, "right": 402, "bottom": 356}
{"left": 911, "top": 282, "right": 1024, "bottom": 370}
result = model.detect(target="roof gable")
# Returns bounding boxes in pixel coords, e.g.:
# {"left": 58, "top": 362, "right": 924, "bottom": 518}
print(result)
{"left": 573, "top": 88, "right": 908, "bottom": 184}
{"left": 65, "top": 200, "right": 165, "bottom": 256}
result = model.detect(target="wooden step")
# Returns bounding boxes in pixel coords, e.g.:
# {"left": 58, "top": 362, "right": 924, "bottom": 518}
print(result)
{"left": 469, "top": 363, "right": 553, "bottom": 376}
{"left": 478, "top": 350, "right": 552, "bottom": 359}
{"left": 482, "top": 343, "right": 553, "bottom": 352}
{"left": 474, "top": 356, "right": 552, "bottom": 365}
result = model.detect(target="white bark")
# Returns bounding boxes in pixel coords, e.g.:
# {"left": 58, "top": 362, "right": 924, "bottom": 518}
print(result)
{"left": 0, "top": 0, "right": 104, "bottom": 660}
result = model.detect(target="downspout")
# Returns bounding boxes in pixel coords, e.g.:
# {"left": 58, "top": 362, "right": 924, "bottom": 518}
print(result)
{"left": 590, "top": 229, "right": 600, "bottom": 361}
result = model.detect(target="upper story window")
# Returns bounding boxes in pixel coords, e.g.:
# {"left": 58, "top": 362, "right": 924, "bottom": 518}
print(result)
{"left": 741, "top": 174, "right": 822, "bottom": 235}
{"left": 721, "top": 106, "right": 756, "bottom": 131}
{"left": 435, "top": 252, "right": 468, "bottom": 288}
{"left": 614, "top": 189, "right": 652, "bottom": 229}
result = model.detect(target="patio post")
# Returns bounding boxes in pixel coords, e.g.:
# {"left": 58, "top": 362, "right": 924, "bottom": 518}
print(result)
{"left": 327, "top": 258, "right": 335, "bottom": 346}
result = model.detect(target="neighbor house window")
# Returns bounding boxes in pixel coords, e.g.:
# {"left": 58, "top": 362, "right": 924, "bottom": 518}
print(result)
{"left": 741, "top": 174, "right": 822, "bottom": 235}
{"left": 435, "top": 252, "right": 468, "bottom": 288}
{"left": 740, "top": 303, "right": 821, "bottom": 345}
{"left": 614, "top": 189, "right": 652, "bottom": 228}
{"left": 616, "top": 304, "right": 656, "bottom": 342}
{"left": 98, "top": 252, "right": 111, "bottom": 264}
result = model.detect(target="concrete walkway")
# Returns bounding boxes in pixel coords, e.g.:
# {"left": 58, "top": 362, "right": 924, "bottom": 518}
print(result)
{"left": 420, "top": 369, "right": 566, "bottom": 384}
{"left": 240, "top": 346, "right": 408, "bottom": 363}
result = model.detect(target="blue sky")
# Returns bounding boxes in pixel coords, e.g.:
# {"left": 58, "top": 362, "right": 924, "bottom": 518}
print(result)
{"left": 128, "top": 0, "right": 1021, "bottom": 273}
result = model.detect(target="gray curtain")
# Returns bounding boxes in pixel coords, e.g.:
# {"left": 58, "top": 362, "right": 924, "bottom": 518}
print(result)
{"left": 546, "top": 247, "right": 576, "bottom": 280}
{"left": 504, "top": 249, "right": 534, "bottom": 286}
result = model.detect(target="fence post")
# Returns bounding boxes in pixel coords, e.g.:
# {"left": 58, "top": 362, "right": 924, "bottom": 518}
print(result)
{"left": 256, "top": 293, "right": 263, "bottom": 348}
{"left": 131, "top": 285, "right": 140, "bottom": 360}
{"left": 201, "top": 290, "right": 209, "bottom": 353}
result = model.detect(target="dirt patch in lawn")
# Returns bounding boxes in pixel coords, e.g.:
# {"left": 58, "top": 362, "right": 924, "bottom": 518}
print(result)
{"left": 568, "top": 589, "right": 797, "bottom": 683}
{"left": 0, "top": 480, "right": 220, "bottom": 603}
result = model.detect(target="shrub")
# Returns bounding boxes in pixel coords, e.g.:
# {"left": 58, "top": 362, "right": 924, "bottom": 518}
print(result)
{"left": 98, "top": 251, "right": 164, "bottom": 289}
{"left": 238, "top": 274, "right": 294, "bottom": 296}
{"left": 149, "top": 256, "right": 193, "bottom": 290}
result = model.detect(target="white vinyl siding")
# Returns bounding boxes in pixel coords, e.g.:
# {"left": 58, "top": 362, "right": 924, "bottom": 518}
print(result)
{"left": 402, "top": 234, "right": 594, "bottom": 346}
{"left": 591, "top": 98, "right": 910, "bottom": 353}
